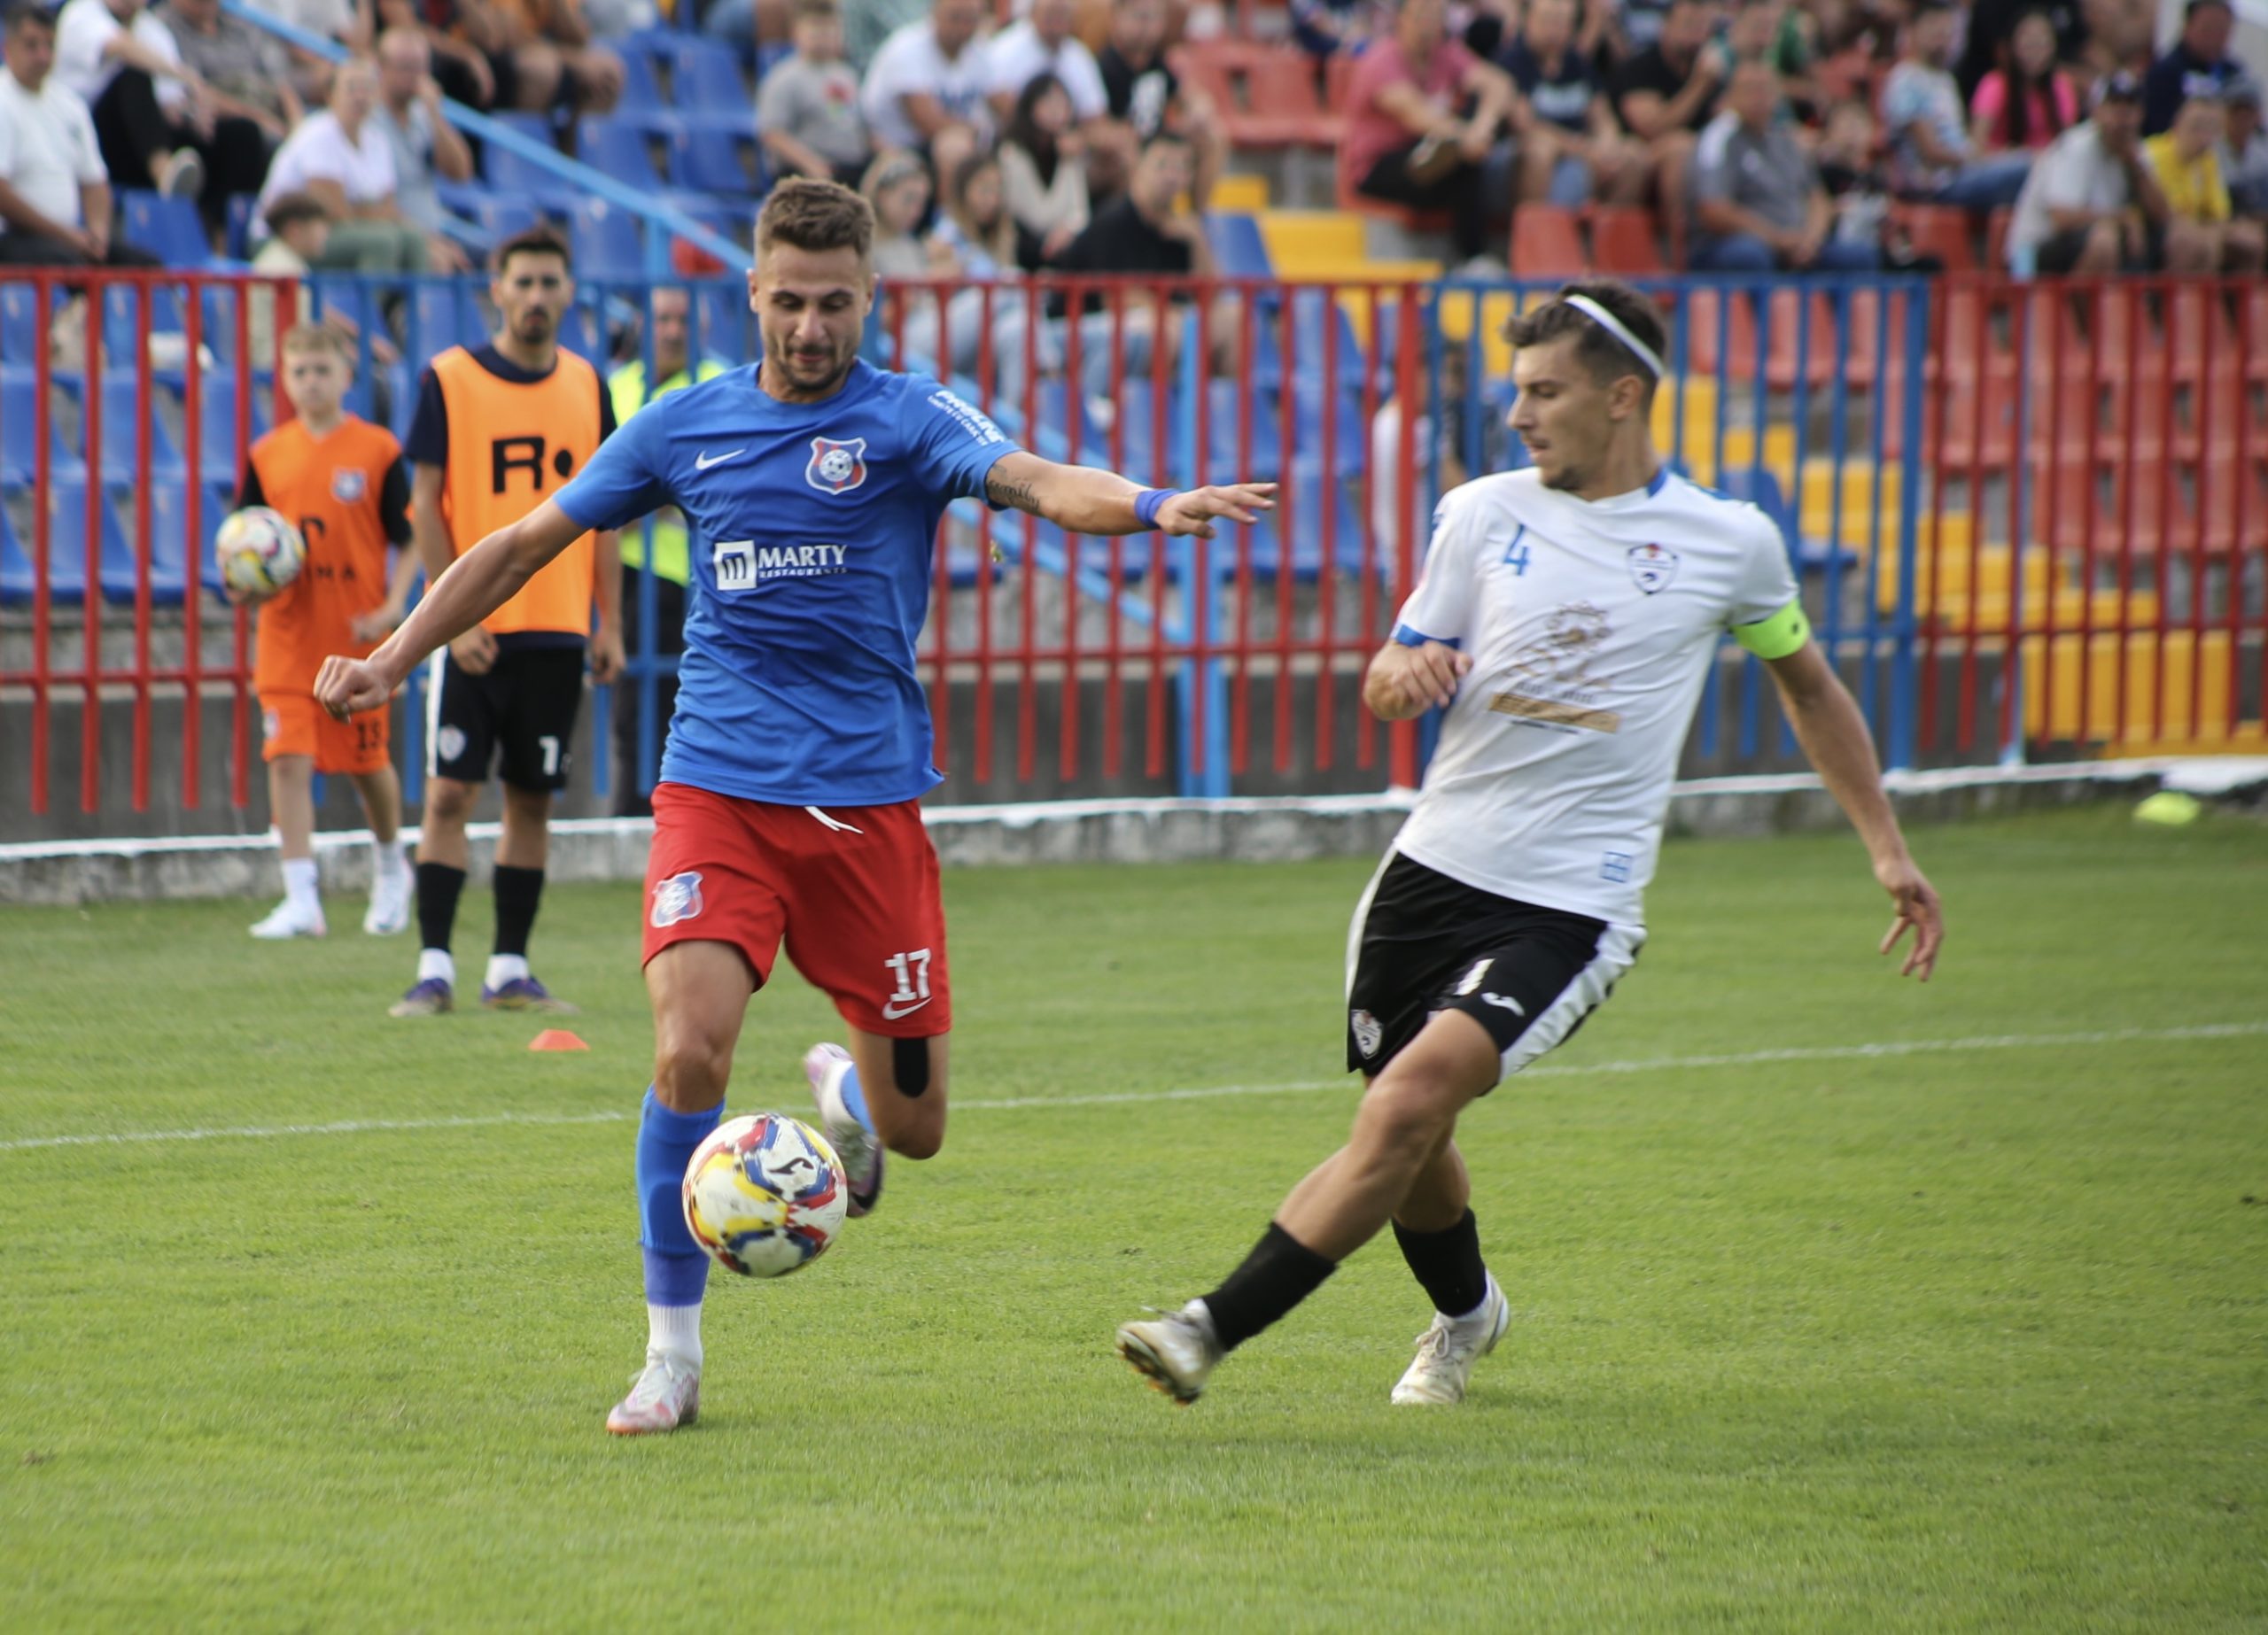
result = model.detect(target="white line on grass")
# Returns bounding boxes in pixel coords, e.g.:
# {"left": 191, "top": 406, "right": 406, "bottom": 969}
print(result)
{"left": 3, "top": 1020, "right": 2261, "bottom": 1156}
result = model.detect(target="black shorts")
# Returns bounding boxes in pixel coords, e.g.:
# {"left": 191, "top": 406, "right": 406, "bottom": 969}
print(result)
{"left": 427, "top": 643, "right": 586, "bottom": 793}
{"left": 2034, "top": 221, "right": 2163, "bottom": 275}
{"left": 1345, "top": 851, "right": 1645, "bottom": 1085}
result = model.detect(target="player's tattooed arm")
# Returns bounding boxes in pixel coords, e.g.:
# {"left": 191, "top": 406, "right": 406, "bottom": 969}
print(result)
{"left": 984, "top": 467, "right": 1042, "bottom": 515}
{"left": 982, "top": 451, "right": 1276, "bottom": 538}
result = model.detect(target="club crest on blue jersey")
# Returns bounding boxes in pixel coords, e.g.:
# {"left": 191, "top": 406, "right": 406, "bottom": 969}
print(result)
{"left": 1627, "top": 543, "right": 1679, "bottom": 595}
{"left": 651, "top": 871, "right": 705, "bottom": 928}
{"left": 806, "top": 436, "right": 869, "bottom": 495}
{"left": 331, "top": 468, "right": 366, "bottom": 503}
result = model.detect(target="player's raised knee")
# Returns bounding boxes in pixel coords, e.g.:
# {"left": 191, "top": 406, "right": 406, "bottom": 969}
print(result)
{"left": 651, "top": 1026, "right": 733, "bottom": 1112}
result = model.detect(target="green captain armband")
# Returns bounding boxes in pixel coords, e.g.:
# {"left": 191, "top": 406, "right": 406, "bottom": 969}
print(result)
{"left": 1731, "top": 600, "right": 1811, "bottom": 660}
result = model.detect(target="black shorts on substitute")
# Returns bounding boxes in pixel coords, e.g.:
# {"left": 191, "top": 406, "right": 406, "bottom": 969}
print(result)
{"left": 1345, "top": 851, "right": 1646, "bottom": 1084}
{"left": 426, "top": 640, "right": 586, "bottom": 793}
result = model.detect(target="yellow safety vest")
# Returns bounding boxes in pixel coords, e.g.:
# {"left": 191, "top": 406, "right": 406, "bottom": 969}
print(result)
{"left": 609, "top": 355, "right": 732, "bottom": 587}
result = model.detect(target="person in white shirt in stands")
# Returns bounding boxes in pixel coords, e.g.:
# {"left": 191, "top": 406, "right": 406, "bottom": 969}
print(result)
{"left": 373, "top": 26, "right": 474, "bottom": 274}
{"left": 256, "top": 53, "right": 428, "bottom": 272}
{"left": 860, "top": 0, "right": 991, "bottom": 189}
{"left": 55, "top": 0, "right": 249, "bottom": 209}
{"left": 1116, "top": 279, "right": 1943, "bottom": 1412}
{"left": 0, "top": 1, "right": 160, "bottom": 265}
{"left": 983, "top": 0, "right": 1103, "bottom": 127}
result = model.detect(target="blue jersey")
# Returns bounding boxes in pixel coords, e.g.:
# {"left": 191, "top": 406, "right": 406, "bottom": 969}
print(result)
{"left": 554, "top": 360, "right": 1021, "bottom": 806}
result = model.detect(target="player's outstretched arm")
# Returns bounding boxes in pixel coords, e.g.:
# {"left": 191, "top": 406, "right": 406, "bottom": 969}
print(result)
{"left": 1765, "top": 641, "right": 1945, "bottom": 980}
{"left": 315, "top": 499, "right": 587, "bottom": 719}
{"left": 982, "top": 451, "right": 1277, "bottom": 539}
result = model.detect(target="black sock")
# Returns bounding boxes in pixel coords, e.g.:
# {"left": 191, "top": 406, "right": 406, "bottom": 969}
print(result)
{"left": 415, "top": 861, "right": 466, "bottom": 954}
{"left": 1392, "top": 1208, "right": 1489, "bottom": 1319}
{"left": 1200, "top": 1221, "right": 1338, "bottom": 1352}
{"left": 492, "top": 864, "right": 545, "bottom": 958}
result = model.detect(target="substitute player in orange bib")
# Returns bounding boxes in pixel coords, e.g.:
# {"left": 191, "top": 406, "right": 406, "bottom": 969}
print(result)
{"left": 234, "top": 323, "right": 423, "bottom": 941}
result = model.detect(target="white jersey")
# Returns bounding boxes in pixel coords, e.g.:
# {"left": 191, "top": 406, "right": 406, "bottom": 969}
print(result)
{"left": 1389, "top": 465, "right": 1800, "bottom": 926}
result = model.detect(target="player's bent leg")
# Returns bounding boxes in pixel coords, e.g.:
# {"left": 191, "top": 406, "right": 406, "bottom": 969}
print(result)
{"left": 1387, "top": 1132, "right": 1508, "bottom": 1406}
{"left": 252, "top": 754, "right": 326, "bottom": 940}
{"left": 396, "top": 775, "right": 477, "bottom": 1014}
{"left": 485, "top": 783, "right": 571, "bottom": 1011}
{"left": 801, "top": 1031, "right": 944, "bottom": 1217}
{"left": 610, "top": 940, "right": 757, "bottom": 1437}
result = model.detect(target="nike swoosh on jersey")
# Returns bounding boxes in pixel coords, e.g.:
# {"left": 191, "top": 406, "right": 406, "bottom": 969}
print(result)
{"left": 695, "top": 447, "right": 748, "bottom": 470}
{"left": 880, "top": 996, "right": 933, "bottom": 1021}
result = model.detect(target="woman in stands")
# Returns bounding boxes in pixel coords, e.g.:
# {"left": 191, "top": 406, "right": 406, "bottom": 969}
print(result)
{"left": 1969, "top": 10, "right": 2078, "bottom": 155}
{"left": 998, "top": 72, "right": 1090, "bottom": 267}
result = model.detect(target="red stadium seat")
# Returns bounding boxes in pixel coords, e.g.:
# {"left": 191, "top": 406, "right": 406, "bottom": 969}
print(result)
{"left": 1510, "top": 206, "right": 1587, "bottom": 277}
{"left": 1892, "top": 203, "right": 1977, "bottom": 273}
{"left": 1171, "top": 42, "right": 1335, "bottom": 150}
{"left": 1589, "top": 205, "right": 1667, "bottom": 275}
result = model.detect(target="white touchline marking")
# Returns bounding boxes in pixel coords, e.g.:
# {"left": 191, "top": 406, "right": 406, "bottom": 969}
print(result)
{"left": 1, "top": 1021, "right": 2261, "bottom": 1155}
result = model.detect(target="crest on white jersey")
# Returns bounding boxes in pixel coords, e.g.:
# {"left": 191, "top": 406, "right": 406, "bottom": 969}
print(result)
{"left": 806, "top": 436, "right": 869, "bottom": 494}
{"left": 650, "top": 871, "right": 705, "bottom": 928}
{"left": 1350, "top": 1008, "right": 1384, "bottom": 1059}
{"left": 1627, "top": 542, "right": 1680, "bottom": 595}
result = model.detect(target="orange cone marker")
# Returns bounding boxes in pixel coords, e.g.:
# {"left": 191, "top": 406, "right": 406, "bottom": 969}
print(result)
{"left": 530, "top": 1029, "right": 589, "bottom": 1052}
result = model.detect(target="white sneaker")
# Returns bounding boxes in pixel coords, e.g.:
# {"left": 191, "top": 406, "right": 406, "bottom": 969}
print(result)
{"left": 1115, "top": 1301, "right": 1221, "bottom": 1405}
{"left": 605, "top": 1350, "right": 701, "bottom": 1436}
{"left": 363, "top": 870, "right": 410, "bottom": 936}
{"left": 249, "top": 898, "right": 326, "bottom": 939}
{"left": 803, "top": 1042, "right": 882, "bottom": 1217}
{"left": 1390, "top": 1279, "right": 1510, "bottom": 1406}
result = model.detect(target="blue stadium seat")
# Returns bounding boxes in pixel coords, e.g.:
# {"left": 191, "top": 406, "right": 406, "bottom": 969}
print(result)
{"left": 1, "top": 370, "right": 84, "bottom": 486}
{"left": 96, "top": 282, "right": 186, "bottom": 359}
{"left": 0, "top": 496, "right": 92, "bottom": 604}
{"left": 408, "top": 281, "right": 483, "bottom": 362}
{"left": 1, "top": 281, "right": 44, "bottom": 364}
{"left": 482, "top": 114, "right": 578, "bottom": 207}
{"left": 666, "top": 124, "right": 759, "bottom": 196}
{"left": 611, "top": 49, "right": 669, "bottom": 128}
{"left": 127, "top": 478, "right": 238, "bottom": 604}
{"left": 97, "top": 371, "right": 186, "bottom": 482}
{"left": 119, "top": 190, "right": 214, "bottom": 266}
{"left": 568, "top": 198, "right": 645, "bottom": 282}
{"left": 442, "top": 189, "right": 540, "bottom": 244}
{"left": 578, "top": 117, "right": 666, "bottom": 193}
{"left": 1206, "top": 213, "right": 1270, "bottom": 278}
{"left": 46, "top": 480, "right": 136, "bottom": 604}
{"left": 183, "top": 372, "right": 266, "bottom": 486}
{"left": 223, "top": 192, "right": 257, "bottom": 260}
{"left": 557, "top": 299, "right": 603, "bottom": 361}
{"left": 649, "top": 35, "right": 750, "bottom": 130}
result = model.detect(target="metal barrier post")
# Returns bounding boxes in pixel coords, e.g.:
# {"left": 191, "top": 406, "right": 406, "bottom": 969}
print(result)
{"left": 1887, "top": 275, "right": 1930, "bottom": 770}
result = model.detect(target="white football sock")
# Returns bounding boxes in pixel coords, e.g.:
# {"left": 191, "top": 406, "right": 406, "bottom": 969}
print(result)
{"left": 649, "top": 1303, "right": 703, "bottom": 1368}
{"left": 416, "top": 948, "right": 455, "bottom": 985}
{"left": 281, "top": 857, "right": 319, "bottom": 912}
{"left": 1444, "top": 1275, "right": 1501, "bottom": 1329}
{"left": 372, "top": 838, "right": 408, "bottom": 880}
{"left": 485, "top": 953, "right": 530, "bottom": 989}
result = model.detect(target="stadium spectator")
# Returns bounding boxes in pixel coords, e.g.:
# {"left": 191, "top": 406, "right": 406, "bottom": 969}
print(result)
{"left": 1689, "top": 57, "right": 1881, "bottom": 269}
{"left": 255, "top": 55, "right": 429, "bottom": 270}
{"left": 1499, "top": 0, "right": 1647, "bottom": 208}
{"left": 860, "top": 0, "right": 992, "bottom": 188}
{"left": 999, "top": 71, "right": 1090, "bottom": 261}
{"left": 757, "top": 0, "right": 873, "bottom": 186}
{"left": 921, "top": 148, "right": 1056, "bottom": 388}
{"left": 266, "top": 0, "right": 369, "bottom": 106}
{"left": 246, "top": 190, "right": 392, "bottom": 372}
{"left": 1611, "top": 0, "right": 1678, "bottom": 58}
{"left": 2002, "top": 70, "right": 2169, "bottom": 270}
{"left": 2225, "top": 78, "right": 2268, "bottom": 217}
{"left": 2142, "top": 0, "right": 2239, "bottom": 137}
{"left": 1048, "top": 129, "right": 1220, "bottom": 400}
{"left": 374, "top": 27, "right": 474, "bottom": 274}
{"left": 1339, "top": 0, "right": 1518, "bottom": 268}
{"left": 842, "top": 0, "right": 925, "bottom": 75}
{"left": 1882, "top": 2, "right": 2033, "bottom": 208}
{"left": 0, "top": 0, "right": 160, "bottom": 266}
{"left": 157, "top": 0, "right": 300, "bottom": 143}
{"left": 485, "top": 0, "right": 624, "bottom": 113}
{"left": 863, "top": 145, "right": 946, "bottom": 281}
{"left": 1815, "top": 97, "right": 1941, "bottom": 269}
{"left": 2144, "top": 90, "right": 2263, "bottom": 269}
{"left": 1093, "top": 0, "right": 1222, "bottom": 207}
{"left": 984, "top": 0, "right": 1105, "bottom": 127}
{"left": 1969, "top": 9, "right": 2078, "bottom": 155}
{"left": 1610, "top": 0, "right": 1723, "bottom": 252}
{"left": 1956, "top": 0, "right": 2082, "bottom": 101}
{"left": 1288, "top": 0, "right": 1385, "bottom": 60}
{"left": 372, "top": 0, "right": 499, "bottom": 111}
{"left": 57, "top": 0, "right": 276, "bottom": 218}
{"left": 608, "top": 285, "right": 729, "bottom": 819}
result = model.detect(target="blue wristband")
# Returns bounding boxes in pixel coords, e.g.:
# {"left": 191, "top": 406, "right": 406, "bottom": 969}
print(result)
{"left": 1133, "top": 488, "right": 1177, "bottom": 528}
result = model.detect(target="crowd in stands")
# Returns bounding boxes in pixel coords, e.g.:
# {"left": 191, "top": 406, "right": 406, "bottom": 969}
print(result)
{"left": 3, "top": 0, "right": 2264, "bottom": 293}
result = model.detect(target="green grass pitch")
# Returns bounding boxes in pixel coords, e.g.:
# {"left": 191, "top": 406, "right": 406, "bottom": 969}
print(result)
{"left": 2, "top": 807, "right": 2264, "bottom": 1631}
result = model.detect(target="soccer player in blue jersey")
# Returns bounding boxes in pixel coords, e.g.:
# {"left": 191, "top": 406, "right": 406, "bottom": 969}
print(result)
{"left": 315, "top": 177, "right": 1276, "bottom": 1435}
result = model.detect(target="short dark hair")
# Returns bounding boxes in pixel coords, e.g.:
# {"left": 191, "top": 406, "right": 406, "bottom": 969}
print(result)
{"left": 757, "top": 176, "right": 874, "bottom": 260}
{"left": 1504, "top": 278, "right": 1667, "bottom": 393}
{"left": 2186, "top": 0, "right": 2232, "bottom": 16}
{"left": 261, "top": 190, "right": 332, "bottom": 234}
{"left": 4, "top": 2, "right": 57, "bottom": 34}
{"left": 792, "top": 0, "right": 837, "bottom": 19}
{"left": 492, "top": 222, "right": 572, "bottom": 276}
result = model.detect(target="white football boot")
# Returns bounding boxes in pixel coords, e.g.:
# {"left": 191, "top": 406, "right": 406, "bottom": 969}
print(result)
{"left": 362, "top": 868, "right": 411, "bottom": 935}
{"left": 1390, "top": 1277, "right": 1510, "bottom": 1406}
{"left": 803, "top": 1042, "right": 882, "bottom": 1216}
{"left": 249, "top": 897, "right": 326, "bottom": 939}
{"left": 605, "top": 1350, "right": 701, "bottom": 1436}
{"left": 1115, "top": 1301, "right": 1223, "bottom": 1405}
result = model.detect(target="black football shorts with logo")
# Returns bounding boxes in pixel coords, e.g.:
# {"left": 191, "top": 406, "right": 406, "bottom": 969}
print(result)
{"left": 427, "top": 643, "right": 586, "bottom": 794}
{"left": 1344, "top": 851, "right": 1645, "bottom": 1085}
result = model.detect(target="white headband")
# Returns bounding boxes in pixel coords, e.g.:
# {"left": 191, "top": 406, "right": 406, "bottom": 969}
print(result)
{"left": 1563, "top": 294, "right": 1666, "bottom": 381}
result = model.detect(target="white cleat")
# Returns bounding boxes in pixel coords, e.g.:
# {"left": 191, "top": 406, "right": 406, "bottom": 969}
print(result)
{"left": 1115, "top": 1301, "right": 1222, "bottom": 1406}
{"left": 363, "top": 870, "right": 411, "bottom": 936}
{"left": 249, "top": 898, "right": 326, "bottom": 940}
{"left": 803, "top": 1042, "right": 882, "bottom": 1217}
{"left": 1391, "top": 1278, "right": 1511, "bottom": 1406}
{"left": 605, "top": 1350, "right": 701, "bottom": 1436}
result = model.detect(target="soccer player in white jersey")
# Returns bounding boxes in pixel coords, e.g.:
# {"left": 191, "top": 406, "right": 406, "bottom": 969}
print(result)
{"left": 1117, "top": 278, "right": 1945, "bottom": 1407}
{"left": 315, "top": 179, "right": 1275, "bottom": 1436}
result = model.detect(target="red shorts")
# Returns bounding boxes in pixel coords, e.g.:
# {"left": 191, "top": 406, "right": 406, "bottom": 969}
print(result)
{"left": 642, "top": 782, "right": 951, "bottom": 1039}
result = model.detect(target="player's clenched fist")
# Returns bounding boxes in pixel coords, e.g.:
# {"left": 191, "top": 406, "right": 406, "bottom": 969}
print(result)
{"left": 1363, "top": 639, "right": 1472, "bottom": 720}
{"left": 1154, "top": 483, "right": 1278, "bottom": 539}
{"left": 315, "top": 654, "right": 394, "bottom": 720}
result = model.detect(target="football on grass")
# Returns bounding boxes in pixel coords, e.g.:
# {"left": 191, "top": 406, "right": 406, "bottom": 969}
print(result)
{"left": 214, "top": 507, "right": 306, "bottom": 598}
{"left": 682, "top": 1114, "right": 848, "bottom": 1277}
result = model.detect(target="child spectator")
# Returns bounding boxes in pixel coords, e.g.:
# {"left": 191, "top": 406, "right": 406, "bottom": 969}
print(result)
{"left": 1969, "top": 9, "right": 2078, "bottom": 154}
{"left": 757, "top": 0, "right": 872, "bottom": 185}
{"left": 232, "top": 322, "right": 423, "bottom": 942}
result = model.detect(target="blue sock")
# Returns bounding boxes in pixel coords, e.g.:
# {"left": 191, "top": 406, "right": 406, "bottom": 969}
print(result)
{"left": 636, "top": 1088, "right": 718, "bottom": 1308}
{"left": 835, "top": 1062, "right": 874, "bottom": 1135}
